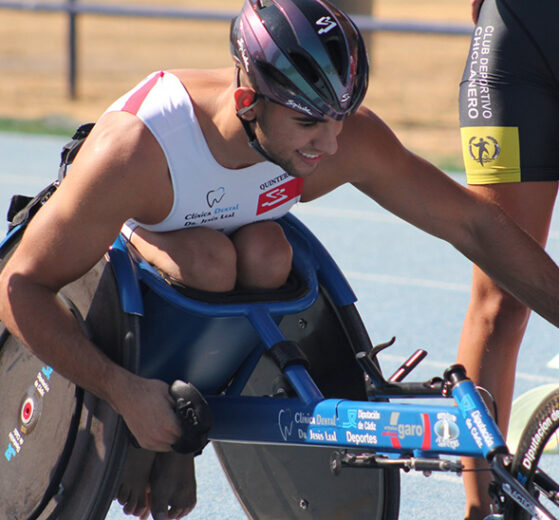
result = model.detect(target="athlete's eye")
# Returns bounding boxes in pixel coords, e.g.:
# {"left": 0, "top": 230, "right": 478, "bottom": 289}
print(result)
{"left": 297, "top": 119, "right": 318, "bottom": 128}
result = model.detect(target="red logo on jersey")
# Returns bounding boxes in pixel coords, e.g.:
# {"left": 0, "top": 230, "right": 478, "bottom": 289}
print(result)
{"left": 256, "top": 178, "right": 303, "bottom": 215}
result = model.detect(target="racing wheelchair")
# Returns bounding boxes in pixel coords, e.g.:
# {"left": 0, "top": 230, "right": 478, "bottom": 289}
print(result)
{"left": 2, "top": 126, "right": 559, "bottom": 520}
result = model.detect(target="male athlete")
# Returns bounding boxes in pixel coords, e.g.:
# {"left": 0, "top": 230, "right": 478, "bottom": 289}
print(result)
{"left": 458, "top": 1, "right": 559, "bottom": 518}
{"left": 2, "top": 0, "right": 559, "bottom": 518}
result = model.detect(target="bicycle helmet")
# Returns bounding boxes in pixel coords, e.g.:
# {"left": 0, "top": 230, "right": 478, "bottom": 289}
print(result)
{"left": 230, "top": 0, "right": 369, "bottom": 122}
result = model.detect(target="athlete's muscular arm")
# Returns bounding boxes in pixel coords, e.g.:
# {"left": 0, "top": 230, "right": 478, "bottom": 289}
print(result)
{"left": 0, "top": 112, "right": 182, "bottom": 451}
{"left": 339, "top": 108, "right": 559, "bottom": 328}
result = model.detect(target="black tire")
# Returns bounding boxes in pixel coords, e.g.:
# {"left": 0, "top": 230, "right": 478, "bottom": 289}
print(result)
{"left": 214, "top": 288, "right": 400, "bottom": 520}
{"left": 507, "top": 388, "right": 559, "bottom": 519}
{"left": 0, "top": 228, "right": 139, "bottom": 520}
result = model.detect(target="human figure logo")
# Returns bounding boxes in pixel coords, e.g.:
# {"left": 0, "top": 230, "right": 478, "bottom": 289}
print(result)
{"left": 468, "top": 135, "right": 501, "bottom": 166}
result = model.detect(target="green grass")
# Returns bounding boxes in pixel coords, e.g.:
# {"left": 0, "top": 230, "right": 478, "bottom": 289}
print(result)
{"left": 433, "top": 155, "right": 465, "bottom": 175}
{"left": 0, "top": 116, "right": 78, "bottom": 137}
{"left": 0, "top": 116, "right": 466, "bottom": 174}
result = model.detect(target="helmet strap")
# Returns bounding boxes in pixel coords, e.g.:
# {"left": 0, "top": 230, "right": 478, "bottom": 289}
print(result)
{"left": 234, "top": 67, "right": 279, "bottom": 164}
{"left": 238, "top": 113, "right": 279, "bottom": 165}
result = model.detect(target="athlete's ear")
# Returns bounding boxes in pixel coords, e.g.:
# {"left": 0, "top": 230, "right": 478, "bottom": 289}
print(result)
{"left": 234, "top": 88, "right": 259, "bottom": 119}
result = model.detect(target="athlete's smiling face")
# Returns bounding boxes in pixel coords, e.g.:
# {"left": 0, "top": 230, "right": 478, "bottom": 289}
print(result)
{"left": 253, "top": 100, "right": 343, "bottom": 177}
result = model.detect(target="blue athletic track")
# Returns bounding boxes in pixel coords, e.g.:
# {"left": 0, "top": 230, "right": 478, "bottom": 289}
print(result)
{"left": 2, "top": 132, "right": 559, "bottom": 519}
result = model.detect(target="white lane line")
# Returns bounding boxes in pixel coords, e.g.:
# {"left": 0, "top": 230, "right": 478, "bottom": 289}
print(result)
{"left": 516, "top": 371, "right": 559, "bottom": 382}
{"left": 294, "top": 205, "right": 402, "bottom": 223}
{"left": 406, "top": 471, "right": 462, "bottom": 484}
{"left": 547, "top": 353, "right": 559, "bottom": 369}
{"left": 300, "top": 205, "right": 559, "bottom": 374}
{"left": 0, "top": 172, "right": 53, "bottom": 187}
{"left": 381, "top": 354, "right": 559, "bottom": 381}
{"left": 346, "top": 271, "right": 470, "bottom": 293}
{"left": 295, "top": 205, "right": 559, "bottom": 242}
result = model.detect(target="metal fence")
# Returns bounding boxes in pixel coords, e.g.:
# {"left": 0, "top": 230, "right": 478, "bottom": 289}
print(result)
{"left": 0, "top": 0, "right": 472, "bottom": 98}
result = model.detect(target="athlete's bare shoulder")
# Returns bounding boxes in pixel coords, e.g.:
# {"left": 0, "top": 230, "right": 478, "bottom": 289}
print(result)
{"left": 167, "top": 67, "right": 234, "bottom": 99}
{"left": 70, "top": 110, "right": 171, "bottom": 225}
{"left": 319, "top": 105, "right": 408, "bottom": 181}
{"left": 302, "top": 103, "right": 414, "bottom": 203}
{"left": 340, "top": 105, "right": 404, "bottom": 154}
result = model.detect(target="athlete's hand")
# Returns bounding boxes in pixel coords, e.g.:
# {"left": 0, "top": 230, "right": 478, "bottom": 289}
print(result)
{"left": 114, "top": 375, "right": 182, "bottom": 452}
{"left": 471, "top": 0, "right": 484, "bottom": 23}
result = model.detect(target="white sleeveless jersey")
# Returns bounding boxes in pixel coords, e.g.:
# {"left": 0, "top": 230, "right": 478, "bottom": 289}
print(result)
{"left": 104, "top": 71, "right": 303, "bottom": 235}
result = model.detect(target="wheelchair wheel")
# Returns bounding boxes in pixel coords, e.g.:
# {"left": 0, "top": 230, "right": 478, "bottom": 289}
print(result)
{"left": 213, "top": 288, "right": 400, "bottom": 520}
{"left": 0, "top": 230, "right": 139, "bottom": 520}
{"left": 506, "top": 387, "right": 559, "bottom": 519}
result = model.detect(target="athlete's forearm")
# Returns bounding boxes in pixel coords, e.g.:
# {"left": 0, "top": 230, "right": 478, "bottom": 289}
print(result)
{"left": 0, "top": 268, "right": 184, "bottom": 451}
{"left": 0, "top": 272, "right": 131, "bottom": 412}
{"left": 458, "top": 201, "right": 559, "bottom": 328}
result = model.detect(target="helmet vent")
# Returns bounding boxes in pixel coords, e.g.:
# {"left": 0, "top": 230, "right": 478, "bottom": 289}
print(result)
{"left": 289, "top": 52, "right": 320, "bottom": 86}
{"left": 289, "top": 51, "right": 334, "bottom": 104}
{"left": 258, "top": 61, "right": 299, "bottom": 97}
{"left": 325, "top": 39, "right": 347, "bottom": 80}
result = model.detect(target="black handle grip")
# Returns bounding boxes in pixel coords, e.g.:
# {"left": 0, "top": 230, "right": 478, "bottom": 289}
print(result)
{"left": 169, "top": 380, "right": 213, "bottom": 455}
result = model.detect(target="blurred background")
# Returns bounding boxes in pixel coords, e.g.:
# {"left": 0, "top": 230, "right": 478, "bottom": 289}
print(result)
{"left": 4, "top": 4, "right": 559, "bottom": 519}
{"left": 0, "top": 0, "right": 473, "bottom": 171}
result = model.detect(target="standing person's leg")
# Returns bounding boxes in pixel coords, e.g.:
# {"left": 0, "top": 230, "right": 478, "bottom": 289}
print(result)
{"left": 458, "top": 0, "right": 559, "bottom": 514}
{"left": 457, "top": 181, "right": 558, "bottom": 520}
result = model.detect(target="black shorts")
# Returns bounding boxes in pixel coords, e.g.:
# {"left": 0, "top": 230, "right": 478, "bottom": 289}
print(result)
{"left": 459, "top": 0, "right": 559, "bottom": 184}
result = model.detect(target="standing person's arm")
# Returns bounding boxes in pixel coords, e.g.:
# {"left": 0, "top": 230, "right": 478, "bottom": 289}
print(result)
{"left": 0, "top": 112, "right": 182, "bottom": 452}
{"left": 471, "top": 0, "right": 484, "bottom": 23}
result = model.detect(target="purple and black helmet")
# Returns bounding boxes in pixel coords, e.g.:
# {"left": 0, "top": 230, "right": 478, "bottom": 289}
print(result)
{"left": 230, "top": 0, "right": 369, "bottom": 121}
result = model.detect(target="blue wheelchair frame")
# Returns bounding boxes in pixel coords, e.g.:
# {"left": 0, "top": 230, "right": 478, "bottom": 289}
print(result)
{"left": 106, "top": 213, "right": 555, "bottom": 519}
{"left": 107, "top": 214, "right": 497, "bottom": 453}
